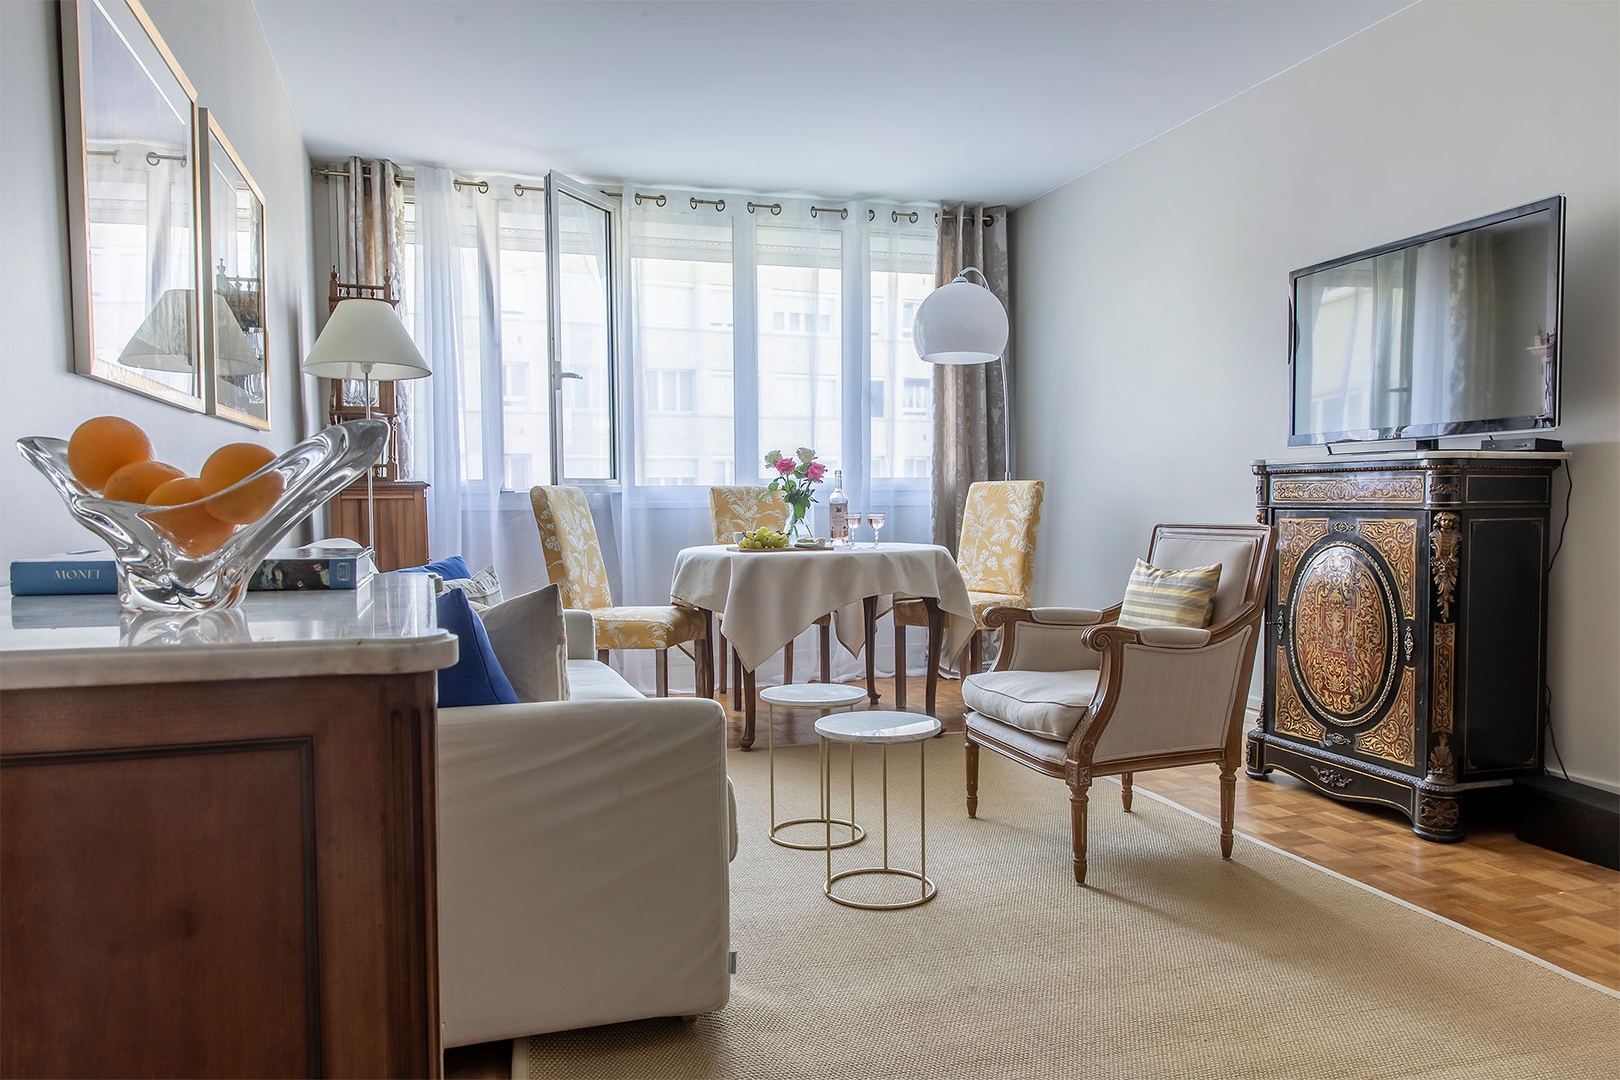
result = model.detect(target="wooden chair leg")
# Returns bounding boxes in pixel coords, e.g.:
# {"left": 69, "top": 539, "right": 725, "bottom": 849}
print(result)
{"left": 1070, "top": 775, "right": 1092, "bottom": 885}
{"left": 965, "top": 739, "right": 979, "bottom": 818}
{"left": 1219, "top": 764, "right": 1236, "bottom": 859}
{"left": 716, "top": 630, "right": 728, "bottom": 694}
{"left": 783, "top": 641, "right": 794, "bottom": 685}
{"left": 862, "top": 597, "right": 879, "bottom": 704}
{"left": 731, "top": 650, "right": 742, "bottom": 711}
{"left": 924, "top": 599, "right": 943, "bottom": 718}
{"left": 819, "top": 620, "right": 831, "bottom": 683}
{"left": 655, "top": 649, "right": 669, "bottom": 697}
{"left": 1121, "top": 772, "right": 1134, "bottom": 812}
{"left": 893, "top": 622, "right": 908, "bottom": 709}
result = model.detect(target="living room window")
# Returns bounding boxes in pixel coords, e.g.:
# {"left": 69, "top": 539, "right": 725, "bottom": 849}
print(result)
{"left": 624, "top": 190, "right": 935, "bottom": 505}
{"left": 398, "top": 183, "right": 936, "bottom": 515}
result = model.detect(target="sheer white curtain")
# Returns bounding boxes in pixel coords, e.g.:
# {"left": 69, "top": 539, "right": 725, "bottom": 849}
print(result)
{"left": 611, "top": 188, "right": 938, "bottom": 691}
{"left": 408, "top": 167, "right": 546, "bottom": 592}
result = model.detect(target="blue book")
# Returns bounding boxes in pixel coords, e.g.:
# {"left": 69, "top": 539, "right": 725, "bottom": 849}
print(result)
{"left": 9, "top": 551, "right": 117, "bottom": 595}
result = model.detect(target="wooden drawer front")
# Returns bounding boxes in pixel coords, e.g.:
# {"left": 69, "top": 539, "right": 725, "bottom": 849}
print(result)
{"left": 1268, "top": 471, "right": 1425, "bottom": 508}
{"left": 1272, "top": 513, "right": 1425, "bottom": 774}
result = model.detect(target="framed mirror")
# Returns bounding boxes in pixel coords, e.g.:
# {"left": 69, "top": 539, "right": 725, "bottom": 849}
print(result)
{"left": 202, "top": 110, "right": 269, "bottom": 429}
{"left": 60, "top": 0, "right": 204, "bottom": 411}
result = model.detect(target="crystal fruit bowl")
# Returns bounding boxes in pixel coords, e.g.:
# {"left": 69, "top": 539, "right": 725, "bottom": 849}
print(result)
{"left": 16, "top": 419, "right": 388, "bottom": 612}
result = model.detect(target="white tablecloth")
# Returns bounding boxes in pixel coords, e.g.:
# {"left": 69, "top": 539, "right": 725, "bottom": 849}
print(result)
{"left": 670, "top": 543, "right": 974, "bottom": 672}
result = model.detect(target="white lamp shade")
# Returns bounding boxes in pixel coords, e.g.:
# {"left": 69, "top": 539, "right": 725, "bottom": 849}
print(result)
{"left": 118, "top": 289, "right": 196, "bottom": 372}
{"left": 302, "top": 298, "right": 429, "bottom": 381}
{"left": 913, "top": 277, "right": 1009, "bottom": 365}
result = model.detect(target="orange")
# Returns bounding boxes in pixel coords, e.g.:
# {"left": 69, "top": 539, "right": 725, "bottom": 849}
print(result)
{"left": 145, "top": 476, "right": 236, "bottom": 557}
{"left": 67, "top": 416, "right": 153, "bottom": 493}
{"left": 199, "top": 443, "right": 283, "bottom": 524}
{"left": 102, "top": 459, "right": 185, "bottom": 503}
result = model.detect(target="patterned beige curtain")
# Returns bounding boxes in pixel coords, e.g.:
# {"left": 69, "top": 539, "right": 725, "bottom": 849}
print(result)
{"left": 333, "top": 157, "right": 405, "bottom": 297}
{"left": 930, "top": 204, "right": 1011, "bottom": 552}
{"left": 324, "top": 158, "right": 411, "bottom": 470}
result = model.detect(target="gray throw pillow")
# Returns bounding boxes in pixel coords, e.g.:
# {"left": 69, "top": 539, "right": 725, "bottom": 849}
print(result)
{"left": 479, "top": 583, "right": 570, "bottom": 703}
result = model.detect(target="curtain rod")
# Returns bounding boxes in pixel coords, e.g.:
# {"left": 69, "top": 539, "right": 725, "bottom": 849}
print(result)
{"left": 313, "top": 165, "right": 938, "bottom": 220}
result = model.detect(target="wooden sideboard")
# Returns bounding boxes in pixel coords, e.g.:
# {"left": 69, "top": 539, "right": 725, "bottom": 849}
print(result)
{"left": 0, "top": 576, "right": 455, "bottom": 1078}
{"left": 1246, "top": 453, "right": 1564, "bottom": 841}
{"left": 329, "top": 479, "right": 429, "bottom": 571}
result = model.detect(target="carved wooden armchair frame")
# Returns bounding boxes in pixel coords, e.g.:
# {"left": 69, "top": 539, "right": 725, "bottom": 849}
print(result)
{"left": 964, "top": 523, "right": 1275, "bottom": 884}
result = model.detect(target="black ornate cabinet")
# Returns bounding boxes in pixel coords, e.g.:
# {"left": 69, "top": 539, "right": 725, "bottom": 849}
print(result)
{"left": 1246, "top": 453, "right": 1563, "bottom": 840}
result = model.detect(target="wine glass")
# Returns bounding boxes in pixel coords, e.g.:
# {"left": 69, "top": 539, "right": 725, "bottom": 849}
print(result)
{"left": 848, "top": 509, "right": 865, "bottom": 546}
{"left": 868, "top": 511, "right": 886, "bottom": 547}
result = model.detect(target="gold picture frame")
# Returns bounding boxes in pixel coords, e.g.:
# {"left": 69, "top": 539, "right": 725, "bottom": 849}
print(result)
{"left": 201, "top": 109, "right": 269, "bottom": 430}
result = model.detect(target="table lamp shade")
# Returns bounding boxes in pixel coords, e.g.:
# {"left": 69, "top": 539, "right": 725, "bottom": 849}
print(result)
{"left": 913, "top": 271, "right": 1009, "bottom": 366}
{"left": 119, "top": 290, "right": 262, "bottom": 375}
{"left": 303, "top": 298, "right": 429, "bottom": 382}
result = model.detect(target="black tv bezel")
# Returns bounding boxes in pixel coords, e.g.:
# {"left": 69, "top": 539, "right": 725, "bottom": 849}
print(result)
{"left": 1286, "top": 194, "right": 1566, "bottom": 448}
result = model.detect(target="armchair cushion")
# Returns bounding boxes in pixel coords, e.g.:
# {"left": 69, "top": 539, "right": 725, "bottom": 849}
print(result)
{"left": 1116, "top": 558, "right": 1221, "bottom": 630}
{"left": 481, "top": 585, "right": 569, "bottom": 703}
{"left": 962, "top": 668, "right": 1100, "bottom": 741}
{"left": 436, "top": 588, "right": 520, "bottom": 708}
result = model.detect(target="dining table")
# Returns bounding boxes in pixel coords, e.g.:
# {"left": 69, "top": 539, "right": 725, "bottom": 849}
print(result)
{"left": 669, "top": 541, "right": 975, "bottom": 748}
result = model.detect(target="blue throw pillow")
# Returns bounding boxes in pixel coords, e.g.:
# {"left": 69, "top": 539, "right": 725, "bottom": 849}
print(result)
{"left": 401, "top": 555, "right": 473, "bottom": 581}
{"left": 435, "top": 587, "right": 519, "bottom": 707}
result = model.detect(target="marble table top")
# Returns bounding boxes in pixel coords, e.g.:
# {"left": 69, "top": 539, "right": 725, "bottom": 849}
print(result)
{"left": 0, "top": 572, "right": 457, "bottom": 690}
{"left": 815, "top": 709, "right": 943, "bottom": 744}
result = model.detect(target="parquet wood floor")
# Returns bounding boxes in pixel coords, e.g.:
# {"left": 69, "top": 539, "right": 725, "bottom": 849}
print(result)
{"left": 445, "top": 674, "right": 1618, "bottom": 1079}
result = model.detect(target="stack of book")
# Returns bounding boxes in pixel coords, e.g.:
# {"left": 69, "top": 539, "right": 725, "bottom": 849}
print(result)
{"left": 9, "top": 545, "right": 376, "bottom": 596}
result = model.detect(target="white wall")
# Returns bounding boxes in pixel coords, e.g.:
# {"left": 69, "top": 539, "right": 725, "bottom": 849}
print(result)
{"left": 0, "top": 0, "right": 313, "bottom": 574}
{"left": 1013, "top": 0, "right": 1619, "bottom": 791}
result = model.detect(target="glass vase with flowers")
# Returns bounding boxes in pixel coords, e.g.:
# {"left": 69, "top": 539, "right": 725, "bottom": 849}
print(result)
{"left": 764, "top": 447, "right": 825, "bottom": 545}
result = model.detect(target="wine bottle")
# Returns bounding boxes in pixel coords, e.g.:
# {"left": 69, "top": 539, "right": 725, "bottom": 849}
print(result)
{"left": 828, "top": 470, "right": 849, "bottom": 542}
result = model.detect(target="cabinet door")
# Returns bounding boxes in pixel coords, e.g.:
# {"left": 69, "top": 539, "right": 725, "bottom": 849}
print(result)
{"left": 1272, "top": 511, "right": 1426, "bottom": 775}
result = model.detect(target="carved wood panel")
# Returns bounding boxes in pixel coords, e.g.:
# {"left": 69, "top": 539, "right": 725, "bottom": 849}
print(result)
{"left": 1286, "top": 542, "right": 1399, "bottom": 726}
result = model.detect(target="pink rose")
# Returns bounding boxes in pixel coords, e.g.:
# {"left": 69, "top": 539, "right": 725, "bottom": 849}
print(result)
{"left": 805, "top": 461, "right": 826, "bottom": 482}
{"left": 774, "top": 457, "right": 797, "bottom": 475}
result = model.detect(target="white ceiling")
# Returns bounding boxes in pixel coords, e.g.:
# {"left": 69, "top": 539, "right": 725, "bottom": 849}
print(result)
{"left": 253, "top": 0, "right": 1412, "bottom": 207}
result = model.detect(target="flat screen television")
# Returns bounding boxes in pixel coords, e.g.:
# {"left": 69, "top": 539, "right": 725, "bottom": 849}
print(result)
{"left": 1288, "top": 195, "right": 1565, "bottom": 447}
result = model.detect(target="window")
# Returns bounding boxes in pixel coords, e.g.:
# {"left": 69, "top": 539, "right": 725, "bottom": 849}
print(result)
{"left": 902, "top": 377, "right": 931, "bottom": 414}
{"left": 869, "top": 378, "right": 886, "bottom": 419}
{"left": 503, "top": 362, "right": 529, "bottom": 405}
{"left": 868, "top": 222, "right": 937, "bottom": 479}
{"left": 647, "top": 369, "right": 695, "bottom": 412}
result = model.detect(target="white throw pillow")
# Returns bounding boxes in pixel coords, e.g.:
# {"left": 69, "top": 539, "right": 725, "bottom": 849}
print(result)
{"left": 479, "top": 584, "right": 570, "bottom": 703}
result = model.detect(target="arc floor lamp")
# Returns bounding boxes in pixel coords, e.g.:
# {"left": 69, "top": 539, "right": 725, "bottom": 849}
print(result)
{"left": 912, "top": 266, "right": 1012, "bottom": 481}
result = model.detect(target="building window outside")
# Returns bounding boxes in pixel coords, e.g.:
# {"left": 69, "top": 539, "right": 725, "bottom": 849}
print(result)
{"left": 647, "top": 368, "right": 696, "bottom": 412}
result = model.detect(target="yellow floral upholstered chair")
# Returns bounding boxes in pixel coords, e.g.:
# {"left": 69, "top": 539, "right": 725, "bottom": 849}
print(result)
{"left": 708, "top": 485, "right": 844, "bottom": 698}
{"left": 893, "top": 479, "right": 1044, "bottom": 715}
{"left": 531, "top": 485, "right": 708, "bottom": 697}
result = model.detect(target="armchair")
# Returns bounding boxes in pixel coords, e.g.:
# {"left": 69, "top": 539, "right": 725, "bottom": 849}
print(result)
{"left": 962, "top": 523, "right": 1274, "bottom": 884}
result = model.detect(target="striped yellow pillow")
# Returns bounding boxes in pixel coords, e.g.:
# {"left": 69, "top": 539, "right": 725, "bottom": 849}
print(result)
{"left": 1116, "top": 558, "right": 1222, "bottom": 630}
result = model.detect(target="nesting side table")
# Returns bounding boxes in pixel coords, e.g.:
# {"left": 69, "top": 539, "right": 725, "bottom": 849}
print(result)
{"left": 815, "top": 710, "right": 942, "bottom": 910}
{"left": 761, "top": 682, "right": 869, "bottom": 850}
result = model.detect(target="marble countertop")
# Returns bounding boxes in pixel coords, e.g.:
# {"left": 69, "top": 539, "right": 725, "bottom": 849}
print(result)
{"left": 0, "top": 572, "right": 457, "bottom": 690}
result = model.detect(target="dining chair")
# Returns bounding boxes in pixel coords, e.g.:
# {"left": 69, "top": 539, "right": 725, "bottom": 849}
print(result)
{"left": 960, "top": 522, "right": 1274, "bottom": 884}
{"left": 708, "top": 485, "right": 839, "bottom": 700}
{"left": 892, "top": 479, "right": 1044, "bottom": 715}
{"left": 530, "top": 485, "right": 709, "bottom": 697}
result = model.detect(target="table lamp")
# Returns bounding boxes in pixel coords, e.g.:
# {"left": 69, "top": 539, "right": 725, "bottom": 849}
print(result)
{"left": 912, "top": 266, "right": 1012, "bottom": 481}
{"left": 301, "top": 298, "right": 430, "bottom": 553}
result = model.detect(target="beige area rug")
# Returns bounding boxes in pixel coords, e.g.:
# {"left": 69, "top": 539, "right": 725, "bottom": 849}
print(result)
{"left": 518, "top": 738, "right": 1619, "bottom": 1079}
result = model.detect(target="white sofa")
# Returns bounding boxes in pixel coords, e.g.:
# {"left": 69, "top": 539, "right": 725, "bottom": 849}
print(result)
{"left": 437, "top": 609, "right": 735, "bottom": 1047}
